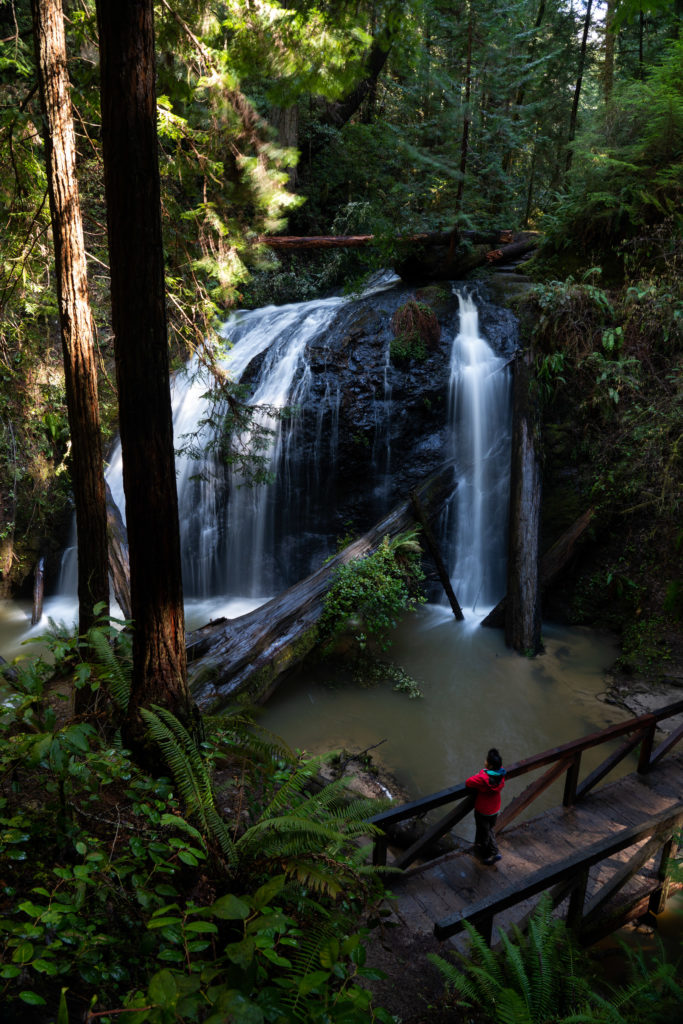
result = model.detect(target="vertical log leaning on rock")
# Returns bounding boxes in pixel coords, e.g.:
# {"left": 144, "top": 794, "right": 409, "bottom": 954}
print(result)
{"left": 31, "top": 556, "right": 45, "bottom": 626}
{"left": 410, "top": 490, "right": 464, "bottom": 620}
{"left": 505, "top": 349, "right": 542, "bottom": 655}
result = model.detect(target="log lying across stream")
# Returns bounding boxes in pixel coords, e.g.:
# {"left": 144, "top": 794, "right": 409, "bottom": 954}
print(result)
{"left": 187, "top": 462, "right": 457, "bottom": 712}
{"left": 257, "top": 230, "right": 540, "bottom": 283}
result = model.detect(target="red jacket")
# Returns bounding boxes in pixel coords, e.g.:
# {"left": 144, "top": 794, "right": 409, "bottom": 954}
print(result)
{"left": 466, "top": 767, "right": 506, "bottom": 815}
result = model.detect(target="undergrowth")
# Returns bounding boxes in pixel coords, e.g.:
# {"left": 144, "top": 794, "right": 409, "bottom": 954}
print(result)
{"left": 0, "top": 623, "right": 394, "bottom": 1023}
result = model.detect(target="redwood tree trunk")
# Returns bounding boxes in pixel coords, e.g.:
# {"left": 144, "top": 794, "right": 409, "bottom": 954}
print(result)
{"left": 95, "top": 0, "right": 191, "bottom": 733}
{"left": 31, "top": 0, "right": 109, "bottom": 648}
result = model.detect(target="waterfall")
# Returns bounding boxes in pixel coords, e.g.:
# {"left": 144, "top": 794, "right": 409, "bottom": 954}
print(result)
{"left": 51, "top": 278, "right": 512, "bottom": 628}
{"left": 447, "top": 292, "right": 512, "bottom": 613}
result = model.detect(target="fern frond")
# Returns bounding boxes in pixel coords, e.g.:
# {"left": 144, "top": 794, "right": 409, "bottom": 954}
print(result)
{"left": 235, "top": 815, "right": 345, "bottom": 859}
{"left": 258, "top": 757, "right": 324, "bottom": 817}
{"left": 140, "top": 706, "right": 237, "bottom": 868}
{"left": 85, "top": 624, "right": 132, "bottom": 711}
{"left": 498, "top": 929, "right": 532, "bottom": 1014}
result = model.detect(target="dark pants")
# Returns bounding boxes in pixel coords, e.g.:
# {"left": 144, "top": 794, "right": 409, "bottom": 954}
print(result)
{"left": 474, "top": 810, "right": 499, "bottom": 859}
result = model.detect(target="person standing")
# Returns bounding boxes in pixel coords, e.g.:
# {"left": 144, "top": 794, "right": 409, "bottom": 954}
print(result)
{"left": 466, "top": 748, "right": 506, "bottom": 865}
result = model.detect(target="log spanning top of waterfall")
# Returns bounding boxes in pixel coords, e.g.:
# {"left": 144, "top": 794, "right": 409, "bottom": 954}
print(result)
{"left": 255, "top": 230, "right": 540, "bottom": 282}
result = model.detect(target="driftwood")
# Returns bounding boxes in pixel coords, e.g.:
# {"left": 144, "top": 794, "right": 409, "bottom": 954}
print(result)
{"left": 187, "top": 462, "right": 457, "bottom": 712}
{"left": 482, "top": 508, "right": 595, "bottom": 629}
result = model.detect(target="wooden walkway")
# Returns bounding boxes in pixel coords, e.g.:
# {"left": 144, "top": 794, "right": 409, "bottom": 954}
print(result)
{"left": 386, "top": 748, "right": 683, "bottom": 950}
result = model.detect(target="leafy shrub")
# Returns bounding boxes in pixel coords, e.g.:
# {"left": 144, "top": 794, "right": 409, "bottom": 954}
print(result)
{"left": 320, "top": 530, "right": 426, "bottom": 652}
{"left": 390, "top": 300, "right": 441, "bottom": 364}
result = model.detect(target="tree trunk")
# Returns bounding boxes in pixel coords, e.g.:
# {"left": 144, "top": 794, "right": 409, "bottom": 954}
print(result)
{"left": 256, "top": 231, "right": 538, "bottom": 282}
{"left": 30, "top": 0, "right": 109, "bottom": 648}
{"left": 603, "top": 0, "right": 617, "bottom": 102}
{"left": 95, "top": 0, "right": 192, "bottom": 737}
{"left": 187, "top": 462, "right": 457, "bottom": 711}
{"left": 106, "top": 481, "right": 131, "bottom": 621}
{"left": 504, "top": 350, "right": 542, "bottom": 655}
{"left": 481, "top": 508, "right": 595, "bottom": 629}
{"left": 502, "top": 0, "right": 546, "bottom": 175}
{"left": 565, "top": 0, "right": 593, "bottom": 173}
{"left": 455, "top": 5, "right": 474, "bottom": 214}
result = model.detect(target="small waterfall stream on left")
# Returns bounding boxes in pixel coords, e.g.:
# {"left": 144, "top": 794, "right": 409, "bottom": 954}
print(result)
{"left": 0, "top": 280, "right": 626, "bottom": 813}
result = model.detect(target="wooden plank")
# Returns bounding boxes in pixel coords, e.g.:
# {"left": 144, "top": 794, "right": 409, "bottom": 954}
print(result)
{"left": 393, "top": 796, "right": 475, "bottom": 870}
{"left": 370, "top": 707, "right": 683, "bottom": 835}
{"left": 433, "top": 808, "right": 683, "bottom": 940}
{"left": 575, "top": 733, "right": 643, "bottom": 801}
{"left": 497, "top": 757, "right": 572, "bottom": 830}
{"left": 650, "top": 722, "right": 683, "bottom": 768}
{"left": 581, "top": 835, "right": 663, "bottom": 927}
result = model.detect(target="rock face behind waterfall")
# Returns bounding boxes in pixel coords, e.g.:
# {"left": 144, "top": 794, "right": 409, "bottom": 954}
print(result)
{"left": 263, "top": 281, "right": 518, "bottom": 583}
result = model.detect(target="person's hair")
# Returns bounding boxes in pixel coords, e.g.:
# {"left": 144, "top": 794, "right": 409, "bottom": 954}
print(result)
{"left": 487, "top": 748, "right": 502, "bottom": 770}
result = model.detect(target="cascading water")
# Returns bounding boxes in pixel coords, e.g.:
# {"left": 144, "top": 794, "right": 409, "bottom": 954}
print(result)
{"left": 48, "top": 278, "right": 512, "bottom": 628}
{"left": 446, "top": 292, "right": 512, "bottom": 614}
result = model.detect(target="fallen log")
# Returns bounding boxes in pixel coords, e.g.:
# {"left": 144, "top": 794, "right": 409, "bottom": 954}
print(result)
{"left": 410, "top": 489, "right": 464, "bottom": 620}
{"left": 256, "top": 229, "right": 513, "bottom": 250}
{"left": 256, "top": 229, "right": 539, "bottom": 283}
{"left": 481, "top": 508, "right": 595, "bottom": 629}
{"left": 187, "top": 462, "right": 457, "bottom": 712}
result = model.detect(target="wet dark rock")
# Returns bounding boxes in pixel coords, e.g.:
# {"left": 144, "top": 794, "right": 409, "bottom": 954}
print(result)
{"left": 235, "top": 280, "right": 518, "bottom": 588}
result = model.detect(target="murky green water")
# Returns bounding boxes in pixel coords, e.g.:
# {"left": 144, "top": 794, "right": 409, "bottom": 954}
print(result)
{"left": 258, "top": 604, "right": 629, "bottom": 815}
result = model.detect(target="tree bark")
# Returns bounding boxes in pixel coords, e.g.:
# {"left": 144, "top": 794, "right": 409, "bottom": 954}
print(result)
{"left": 187, "top": 462, "right": 457, "bottom": 712}
{"left": 30, "top": 0, "right": 109, "bottom": 646}
{"left": 504, "top": 350, "right": 542, "bottom": 654}
{"left": 455, "top": 5, "right": 474, "bottom": 214}
{"left": 565, "top": 0, "right": 593, "bottom": 173}
{"left": 95, "top": 0, "right": 192, "bottom": 735}
{"left": 106, "top": 481, "right": 131, "bottom": 621}
{"left": 257, "top": 231, "right": 538, "bottom": 283}
{"left": 481, "top": 508, "right": 595, "bottom": 629}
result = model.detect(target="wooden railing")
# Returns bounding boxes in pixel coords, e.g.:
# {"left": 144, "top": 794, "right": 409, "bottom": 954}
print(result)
{"left": 433, "top": 809, "right": 683, "bottom": 944}
{"left": 369, "top": 699, "right": 683, "bottom": 871}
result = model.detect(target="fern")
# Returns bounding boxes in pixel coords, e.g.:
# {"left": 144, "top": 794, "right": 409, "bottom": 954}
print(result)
{"left": 429, "top": 895, "right": 594, "bottom": 1023}
{"left": 140, "top": 705, "right": 237, "bottom": 867}
{"left": 85, "top": 623, "right": 132, "bottom": 712}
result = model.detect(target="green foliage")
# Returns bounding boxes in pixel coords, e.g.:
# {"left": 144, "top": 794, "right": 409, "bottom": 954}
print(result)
{"left": 540, "top": 38, "right": 683, "bottom": 265}
{"left": 389, "top": 298, "right": 441, "bottom": 364}
{"left": 320, "top": 530, "right": 426, "bottom": 652}
{"left": 428, "top": 895, "right": 594, "bottom": 1024}
{"left": 140, "top": 705, "right": 238, "bottom": 869}
{"left": 0, "top": 631, "right": 393, "bottom": 1022}
{"left": 615, "top": 615, "right": 672, "bottom": 676}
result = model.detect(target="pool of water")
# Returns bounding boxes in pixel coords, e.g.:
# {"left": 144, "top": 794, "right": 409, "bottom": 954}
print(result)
{"left": 257, "top": 604, "right": 631, "bottom": 819}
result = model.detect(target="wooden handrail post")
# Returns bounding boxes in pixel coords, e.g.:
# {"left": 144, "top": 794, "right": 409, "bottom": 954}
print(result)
{"left": 472, "top": 912, "right": 494, "bottom": 946}
{"left": 637, "top": 719, "right": 657, "bottom": 774}
{"left": 373, "top": 835, "right": 388, "bottom": 868}
{"left": 649, "top": 833, "right": 678, "bottom": 915}
{"left": 563, "top": 752, "right": 582, "bottom": 807}
{"left": 566, "top": 868, "right": 589, "bottom": 934}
